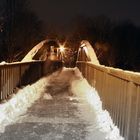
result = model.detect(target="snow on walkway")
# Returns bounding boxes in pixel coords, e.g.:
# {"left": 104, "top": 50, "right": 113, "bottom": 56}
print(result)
{"left": 0, "top": 67, "right": 124, "bottom": 140}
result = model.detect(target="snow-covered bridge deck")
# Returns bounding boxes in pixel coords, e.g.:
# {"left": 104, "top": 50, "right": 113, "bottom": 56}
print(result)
{"left": 0, "top": 89, "right": 106, "bottom": 140}
{"left": 0, "top": 68, "right": 123, "bottom": 140}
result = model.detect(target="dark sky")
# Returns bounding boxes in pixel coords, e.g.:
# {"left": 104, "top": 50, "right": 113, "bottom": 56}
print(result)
{"left": 29, "top": 0, "right": 140, "bottom": 29}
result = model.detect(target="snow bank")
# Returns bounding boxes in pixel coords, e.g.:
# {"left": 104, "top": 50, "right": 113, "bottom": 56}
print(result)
{"left": 0, "top": 67, "right": 74, "bottom": 133}
{"left": 0, "top": 67, "right": 124, "bottom": 140}
{"left": 0, "top": 61, "right": 7, "bottom": 65}
{"left": 0, "top": 74, "right": 52, "bottom": 133}
{"left": 70, "top": 68, "right": 124, "bottom": 140}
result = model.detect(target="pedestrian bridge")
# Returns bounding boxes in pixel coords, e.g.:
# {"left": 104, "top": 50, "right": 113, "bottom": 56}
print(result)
{"left": 0, "top": 40, "right": 140, "bottom": 140}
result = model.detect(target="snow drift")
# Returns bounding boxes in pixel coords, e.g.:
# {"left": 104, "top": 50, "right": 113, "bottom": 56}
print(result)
{"left": 0, "top": 73, "right": 53, "bottom": 133}
{"left": 0, "top": 67, "right": 124, "bottom": 140}
{"left": 70, "top": 68, "right": 124, "bottom": 140}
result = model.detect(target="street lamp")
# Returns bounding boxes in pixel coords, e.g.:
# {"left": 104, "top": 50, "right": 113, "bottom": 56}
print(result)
{"left": 57, "top": 45, "right": 65, "bottom": 61}
{"left": 59, "top": 46, "right": 65, "bottom": 52}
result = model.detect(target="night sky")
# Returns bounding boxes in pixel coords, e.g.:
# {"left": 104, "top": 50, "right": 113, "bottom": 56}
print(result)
{"left": 29, "top": 0, "right": 140, "bottom": 30}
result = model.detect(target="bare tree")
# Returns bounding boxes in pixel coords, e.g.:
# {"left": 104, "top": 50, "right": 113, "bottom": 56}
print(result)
{"left": 0, "top": 0, "right": 45, "bottom": 62}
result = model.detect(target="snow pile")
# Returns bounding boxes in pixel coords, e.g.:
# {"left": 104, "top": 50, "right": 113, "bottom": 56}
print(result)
{"left": 43, "top": 93, "right": 53, "bottom": 100}
{"left": 0, "top": 75, "right": 51, "bottom": 133}
{"left": 0, "top": 61, "right": 7, "bottom": 65}
{"left": 70, "top": 68, "right": 124, "bottom": 140}
{"left": 0, "top": 67, "right": 74, "bottom": 133}
{"left": 0, "top": 67, "right": 124, "bottom": 140}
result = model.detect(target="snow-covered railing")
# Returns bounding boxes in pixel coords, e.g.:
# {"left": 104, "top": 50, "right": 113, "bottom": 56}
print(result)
{"left": 77, "top": 61, "right": 140, "bottom": 140}
{"left": 0, "top": 61, "right": 44, "bottom": 102}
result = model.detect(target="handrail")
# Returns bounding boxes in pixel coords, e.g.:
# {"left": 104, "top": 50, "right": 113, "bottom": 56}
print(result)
{"left": 86, "top": 62, "right": 140, "bottom": 85}
{"left": 77, "top": 61, "right": 140, "bottom": 140}
{"left": 0, "top": 60, "right": 44, "bottom": 67}
{"left": 0, "top": 60, "right": 44, "bottom": 102}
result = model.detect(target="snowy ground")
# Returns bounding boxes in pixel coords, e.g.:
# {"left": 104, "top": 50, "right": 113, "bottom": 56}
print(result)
{"left": 0, "top": 67, "right": 124, "bottom": 140}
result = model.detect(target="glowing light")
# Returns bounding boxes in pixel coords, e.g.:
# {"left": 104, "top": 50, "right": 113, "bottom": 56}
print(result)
{"left": 59, "top": 46, "right": 65, "bottom": 52}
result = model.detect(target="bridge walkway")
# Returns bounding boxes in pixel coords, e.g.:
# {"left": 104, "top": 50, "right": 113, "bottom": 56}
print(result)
{"left": 0, "top": 68, "right": 121, "bottom": 140}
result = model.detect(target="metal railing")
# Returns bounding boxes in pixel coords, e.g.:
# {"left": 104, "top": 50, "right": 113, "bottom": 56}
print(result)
{"left": 0, "top": 61, "right": 44, "bottom": 102}
{"left": 77, "top": 61, "right": 140, "bottom": 140}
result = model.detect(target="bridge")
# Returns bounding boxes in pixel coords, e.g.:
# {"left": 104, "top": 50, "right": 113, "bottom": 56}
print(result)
{"left": 0, "top": 40, "right": 140, "bottom": 140}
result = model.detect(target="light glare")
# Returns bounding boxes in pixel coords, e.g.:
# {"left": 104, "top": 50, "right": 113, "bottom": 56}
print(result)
{"left": 59, "top": 46, "right": 65, "bottom": 52}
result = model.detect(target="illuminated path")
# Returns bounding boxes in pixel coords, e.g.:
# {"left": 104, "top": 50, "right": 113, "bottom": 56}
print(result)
{"left": 0, "top": 93, "right": 107, "bottom": 140}
{"left": 0, "top": 68, "right": 123, "bottom": 140}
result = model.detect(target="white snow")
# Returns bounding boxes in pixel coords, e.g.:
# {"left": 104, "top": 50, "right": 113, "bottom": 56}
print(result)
{"left": 0, "top": 73, "right": 54, "bottom": 133}
{"left": 0, "top": 67, "right": 124, "bottom": 140}
{"left": 43, "top": 93, "right": 53, "bottom": 100}
{"left": 70, "top": 68, "right": 124, "bottom": 140}
{"left": 0, "top": 61, "right": 7, "bottom": 65}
